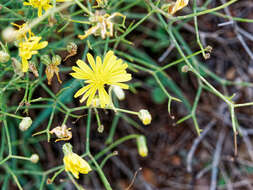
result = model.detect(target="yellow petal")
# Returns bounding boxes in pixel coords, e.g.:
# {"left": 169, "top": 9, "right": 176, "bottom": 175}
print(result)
{"left": 86, "top": 86, "right": 97, "bottom": 106}
{"left": 74, "top": 85, "right": 91, "bottom": 98}
{"left": 21, "top": 58, "right": 29, "bottom": 72}
{"left": 76, "top": 59, "right": 93, "bottom": 74}
{"left": 87, "top": 53, "right": 96, "bottom": 71}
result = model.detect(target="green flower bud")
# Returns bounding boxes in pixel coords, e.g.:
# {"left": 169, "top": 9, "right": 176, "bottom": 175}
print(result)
{"left": 52, "top": 55, "right": 61, "bottom": 65}
{"left": 137, "top": 135, "right": 148, "bottom": 157}
{"left": 41, "top": 55, "right": 51, "bottom": 65}
{"left": 0, "top": 51, "right": 10, "bottom": 63}
{"left": 138, "top": 109, "right": 152, "bottom": 125}
{"left": 63, "top": 143, "right": 73, "bottom": 155}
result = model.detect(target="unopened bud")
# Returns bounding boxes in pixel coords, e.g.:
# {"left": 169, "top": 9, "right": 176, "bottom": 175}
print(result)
{"left": 0, "top": 51, "right": 10, "bottom": 63}
{"left": 30, "top": 154, "right": 39, "bottom": 163}
{"left": 1, "top": 26, "right": 17, "bottom": 42}
{"left": 98, "top": 124, "right": 104, "bottom": 133}
{"left": 112, "top": 85, "right": 125, "bottom": 100}
{"left": 138, "top": 109, "right": 152, "bottom": 125}
{"left": 19, "top": 117, "right": 32, "bottom": 131}
{"left": 181, "top": 65, "right": 190, "bottom": 73}
{"left": 41, "top": 55, "right": 51, "bottom": 65}
{"left": 52, "top": 55, "right": 61, "bottom": 65}
{"left": 137, "top": 135, "right": 148, "bottom": 157}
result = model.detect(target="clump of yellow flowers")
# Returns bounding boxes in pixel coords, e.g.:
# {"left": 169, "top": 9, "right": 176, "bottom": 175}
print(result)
{"left": 23, "top": 0, "right": 72, "bottom": 17}
{"left": 10, "top": 23, "right": 48, "bottom": 72}
{"left": 18, "top": 35, "right": 48, "bottom": 72}
{"left": 63, "top": 143, "right": 92, "bottom": 179}
{"left": 70, "top": 50, "right": 132, "bottom": 108}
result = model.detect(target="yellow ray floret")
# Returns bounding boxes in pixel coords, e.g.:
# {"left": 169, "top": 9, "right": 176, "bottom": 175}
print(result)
{"left": 70, "top": 51, "right": 132, "bottom": 108}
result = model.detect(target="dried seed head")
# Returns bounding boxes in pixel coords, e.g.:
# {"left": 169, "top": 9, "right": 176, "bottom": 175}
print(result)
{"left": 67, "top": 42, "right": 77, "bottom": 54}
{"left": 0, "top": 51, "right": 10, "bottom": 63}
{"left": 30, "top": 154, "right": 39, "bottom": 163}
{"left": 19, "top": 117, "right": 32, "bottom": 131}
{"left": 138, "top": 109, "right": 152, "bottom": 125}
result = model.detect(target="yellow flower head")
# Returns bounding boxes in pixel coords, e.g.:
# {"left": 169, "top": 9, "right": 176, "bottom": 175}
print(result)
{"left": 70, "top": 51, "right": 132, "bottom": 108}
{"left": 18, "top": 36, "right": 48, "bottom": 72}
{"left": 24, "top": 0, "right": 52, "bottom": 17}
{"left": 63, "top": 143, "right": 92, "bottom": 179}
{"left": 23, "top": 0, "right": 72, "bottom": 16}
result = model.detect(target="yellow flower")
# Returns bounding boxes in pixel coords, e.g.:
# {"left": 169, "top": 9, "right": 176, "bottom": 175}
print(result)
{"left": 24, "top": 0, "right": 52, "bottom": 17}
{"left": 63, "top": 143, "right": 92, "bottom": 179}
{"left": 167, "top": 0, "right": 189, "bottom": 15}
{"left": 18, "top": 36, "right": 48, "bottom": 72}
{"left": 70, "top": 51, "right": 132, "bottom": 108}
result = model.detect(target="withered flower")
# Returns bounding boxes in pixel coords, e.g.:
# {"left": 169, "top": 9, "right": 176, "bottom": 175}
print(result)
{"left": 42, "top": 54, "right": 62, "bottom": 85}
{"left": 50, "top": 124, "right": 72, "bottom": 142}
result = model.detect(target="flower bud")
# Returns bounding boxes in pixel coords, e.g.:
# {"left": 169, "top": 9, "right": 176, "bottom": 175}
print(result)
{"left": 30, "top": 154, "right": 39, "bottom": 163}
{"left": 19, "top": 117, "right": 32, "bottom": 131}
{"left": 137, "top": 135, "right": 148, "bottom": 157}
{"left": 0, "top": 51, "right": 10, "bottom": 63}
{"left": 52, "top": 55, "right": 61, "bottom": 65}
{"left": 181, "top": 65, "right": 190, "bottom": 73}
{"left": 41, "top": 55, "right": 51, "bottom": 65}
{"left": 138, "top": 109, "right": 152, "bottom": 125}
{"left": 97, "top": 124, "right": 104, "bottom": 133}
{"left": 112, "top": 85, "right": 125, "bottom": 100}
{"left": 1, "top": 26, "right": 17, "bottom": 42}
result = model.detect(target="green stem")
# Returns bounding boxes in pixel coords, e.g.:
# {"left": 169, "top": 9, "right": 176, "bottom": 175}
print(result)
{"left": 86, "top": 109, "right": 92, "bottom": 153}
{"left": 89, "top": 154, "right": 112, "bottom": 190}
